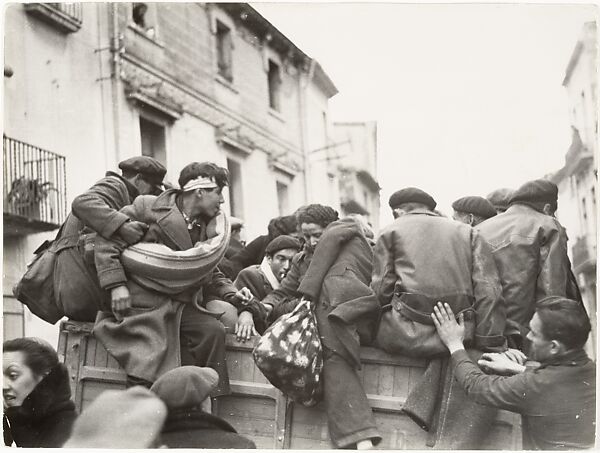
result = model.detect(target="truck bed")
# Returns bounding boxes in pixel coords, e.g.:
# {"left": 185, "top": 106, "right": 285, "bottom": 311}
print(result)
{"left": 57, "top": 320, "right": 521, "bottom": 449}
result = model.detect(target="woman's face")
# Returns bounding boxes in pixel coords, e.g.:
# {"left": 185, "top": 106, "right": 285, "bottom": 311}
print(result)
{"left": 3, "top": 351, "right": 43, "bottom": 408}
{"left": 300, "top": 222, "right": 325, "bottom": 252}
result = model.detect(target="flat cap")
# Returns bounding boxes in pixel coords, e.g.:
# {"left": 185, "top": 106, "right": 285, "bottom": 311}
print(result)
{"left": 389, "top": 187, "right": 437, "bottom": 210}
{"left": 511, "top": 179, "right": 558, "bottom": 205}
{"left": 151, "top": 366, "right": 218, "bottom": 409}
{"left": 486, "top": 188, "right": 514, "bottom": 211}
{"left": 118, "top": 156, "right": 167, "bottom": 186}
{"left": 452, "top": 196, "right": 497, "bottom": 219}
{"left": 265, "top": 234, "right": 302, "bottom": 255}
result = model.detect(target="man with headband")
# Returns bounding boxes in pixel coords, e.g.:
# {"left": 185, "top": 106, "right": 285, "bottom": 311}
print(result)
{"left": 92, "top": 162, "right": 254, "bottom": 393}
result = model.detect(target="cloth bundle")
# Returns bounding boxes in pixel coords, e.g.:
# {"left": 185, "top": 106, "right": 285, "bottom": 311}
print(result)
{"left": 253, "top": 298, "right": 323, "bottom": 406}
{"left": 120, "top": 212, "right": 230, "bottom": 294}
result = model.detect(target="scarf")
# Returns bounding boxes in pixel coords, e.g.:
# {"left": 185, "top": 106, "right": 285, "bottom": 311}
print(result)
{"left": 260, "top": 257, "right": 280, "bottom": 290}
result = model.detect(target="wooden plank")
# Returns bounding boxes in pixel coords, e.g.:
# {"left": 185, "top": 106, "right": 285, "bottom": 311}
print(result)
{"left": 274, "top": 392, "right": 288, "bottom": 448}
{"left": 80, "top": 366, "right": 127, "bottom": 385}
{"left": 360, "top": 346, "right": 428, "bottom": 367}
{"left": 392, "top": 365, "right": 410, "bottom": 398}
{"left": 84, "top": 335, "right": 97, "bottom": 366}
{"left": 377, "top": 364, "right": 395, "bottom": 396}
{"left": 94, "top": 337, "right": 109, "bottom": 368}
{"left": 57, "top": 322, "right": 67, "bottom": 362}
{"left": 362, "top": 363, "right": 380, "bottom": 395}
{"left": 366, "top": 394, "right": 406, "bottom": 413}
{"left": 227, "top": 349, "right": 242, "bottom": 381}
{"left": 230, "top": 381, "right": 278, "bottom": 400}
{"left": 240, "top": 350, "right": 255, "bottom": 382}
{"left": 63, "top": 330, "right": 83, "bottom": 401}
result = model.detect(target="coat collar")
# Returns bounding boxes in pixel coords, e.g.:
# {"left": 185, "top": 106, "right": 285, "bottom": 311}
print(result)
{"left": 162, "top": 408, "right": 237, "bottom": 434}
{"left": 539, "top": 348, "right": 591, "bottom": 369}
{"left": 151, "top": 190, "right": 194, "bottom": 250}
{"left": 105, "top": 171, "right": 139, "bottom": 201}
{"left": 260, "top": 257, "right": 280, "bottom": 290}
{"left": 5, "top": 364, "right": 75, "bottom": 423}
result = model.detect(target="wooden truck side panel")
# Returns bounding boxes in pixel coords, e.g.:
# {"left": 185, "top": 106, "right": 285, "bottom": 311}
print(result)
{"left": 57, "top": 320, "right": 522, "bottom": 449}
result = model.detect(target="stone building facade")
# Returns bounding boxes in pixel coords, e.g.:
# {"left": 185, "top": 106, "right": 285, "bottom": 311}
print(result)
{"left": 551, "top": 21, "right": 597, "bottom": 355}
{"left": 3, "top": 3, "right": 377, "bottom": 344}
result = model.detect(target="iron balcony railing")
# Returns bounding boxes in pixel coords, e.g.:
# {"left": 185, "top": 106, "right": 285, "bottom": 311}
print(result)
{"left": 3, "top": 135, "right": 67, "bottom": 226}
{"left": 49, "top": 3, "right": 83, "bottom": 22}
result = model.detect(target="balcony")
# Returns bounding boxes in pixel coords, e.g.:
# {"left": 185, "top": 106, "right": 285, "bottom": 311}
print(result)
{"left": 3, "top": 136, "right": 67, "bottom": 236}
{"left": 572, "top": 236, "right": 596, "bottom": 274}
{"left": 24, "top": 3, "right": 83, "bottom": 33}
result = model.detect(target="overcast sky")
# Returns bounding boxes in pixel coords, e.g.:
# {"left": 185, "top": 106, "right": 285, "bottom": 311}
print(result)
{"left": 252, "top": 2, "right": 597, "bottom": 225}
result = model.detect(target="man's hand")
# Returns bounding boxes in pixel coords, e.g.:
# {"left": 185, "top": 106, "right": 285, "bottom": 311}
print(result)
{"left": 233, "top": 287, "right": 254, "bottom": 305}
{"left": 431, "top": 302, "right": 465, "bottom": 354}
{"left": 111, "top": 285, "right": 132, "bottom": 321}
{"left": 478, "top": 352, "right": 527, "bottom": 376}
{"left": 235, "top": 311, "right": 258, "bottom": 342}
{"left": 117, "top": 220, "right": 148, "bottom": 244}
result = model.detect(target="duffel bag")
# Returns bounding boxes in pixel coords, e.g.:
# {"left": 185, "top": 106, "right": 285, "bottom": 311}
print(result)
{"left": 253, "top": 298, "right": 323, "bottom": 406}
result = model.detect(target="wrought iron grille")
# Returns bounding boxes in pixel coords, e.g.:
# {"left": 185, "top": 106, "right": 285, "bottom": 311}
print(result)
{"left": 48, "top": 2, "right": 83, "bottom": 23}
{"left": 3, "top": 135, "right": 67, "bottom": 226}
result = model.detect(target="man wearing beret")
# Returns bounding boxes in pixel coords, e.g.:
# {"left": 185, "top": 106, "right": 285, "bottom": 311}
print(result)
{"left": 372, "top": 187, "right": 507, "bottom": 448}
{"left": 233, "top": 235, "right": 302, "bottom": 339}
{"left": 478, "top": 178, "right": 582, "bottom": 350}
{"left": 486, "top": 188, "right": 514, "bottom": 214}
{"left": 50, "top": 156, "right": 167, "bottom": 322}
{"left": 452, "top": 196, "right": 497, "bottom": 227}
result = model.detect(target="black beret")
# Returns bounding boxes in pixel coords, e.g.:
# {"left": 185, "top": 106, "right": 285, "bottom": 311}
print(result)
{"left": 486, "top": 188, "right": 514, "bottom": 211}
{"left": 452, "top": 196, "right": 497, "bottom": 219}
{"left": 118, "top": 156, "right": 167, "bottom": 186}
{"left": 265, "top": 235, "right": 302, "bottom": 256}
{"left": 389, "top": 187, "right": 436, "bottom": 210}
{"left": 510, "top": 179, "right": 558, "bottom": 205}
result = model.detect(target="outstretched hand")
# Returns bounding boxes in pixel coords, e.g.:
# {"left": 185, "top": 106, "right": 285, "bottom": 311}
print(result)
{"left": 431, "top": 302, "right": 465, "bottom": 354}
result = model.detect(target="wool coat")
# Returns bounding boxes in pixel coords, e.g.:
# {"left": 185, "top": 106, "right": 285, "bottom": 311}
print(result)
{"left": 478, "top": 203, "right": 577, "bottom": 340}
{"left": 452, "top": 348, "right": 596, "bottom": 449}
{"left": 234, "top": 264, "right": 274, "bottom": 301}
{"left": 93, "top": 190, "right": 237, "bottom": 383}
{"left": 159, "top": 408, "right": 256, "bottom": 448}
{"left": 53, "top": 171, "right": 138, "bottom": 321}
{"left": 3, "top": 364, "right": 77, "bottom": 448}
{"left": 262, "top": 219, "right": 382, "bottom": 447}
{"left": 372, "top": 209, "right": 506, "bottom": 356}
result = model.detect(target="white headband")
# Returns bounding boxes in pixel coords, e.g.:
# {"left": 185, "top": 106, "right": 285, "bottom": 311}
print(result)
{"left": 182, "top": 176, "right": 218, "bottom": 192}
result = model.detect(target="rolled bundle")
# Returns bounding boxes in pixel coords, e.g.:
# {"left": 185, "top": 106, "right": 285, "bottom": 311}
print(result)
{"left": 120, "top": 212, "right": 231, "bottom": 295}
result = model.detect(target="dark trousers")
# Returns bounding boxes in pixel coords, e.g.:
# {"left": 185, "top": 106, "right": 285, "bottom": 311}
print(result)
{"left": 179, "top": 303, "right": 230, "bottom": 396}
{"left": 322, "top": 349, "right": 381, "bottom": 448}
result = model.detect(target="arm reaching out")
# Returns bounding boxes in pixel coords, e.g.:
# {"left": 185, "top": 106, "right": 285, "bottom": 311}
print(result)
{"left": 431, "top": 302, "right": 466, "bottom": 354}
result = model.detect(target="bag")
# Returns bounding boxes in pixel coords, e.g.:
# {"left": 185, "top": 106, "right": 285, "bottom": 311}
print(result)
{"left": 253, "top": 298, "right": 323, "bottom": 406}
{"left": 12, "top": 239, "right": 63, "bottom": 324}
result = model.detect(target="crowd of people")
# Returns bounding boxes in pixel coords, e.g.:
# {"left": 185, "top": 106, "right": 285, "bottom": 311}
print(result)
{"left": 4, "top": 156, "right": 596, "bottom": 449}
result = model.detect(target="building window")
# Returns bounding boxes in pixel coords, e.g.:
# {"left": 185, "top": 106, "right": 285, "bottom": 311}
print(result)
{"left": 582, "top": 197, "right": 587, "bottom": 221}
{"left": 592, "top": 186, "right": 596, "bottom": 207}
{"left": 276, "top": 181, "right": 289, "bottom": 216}
{"left": 216, "top": 20, "right": 233, "bottom": 82}
{"left": 226, "top": 158, "right": 243, "bottom": 217}
{"left": 322, "top": 111, "right": 328, "bottom": 145}
{"left": 132, "top": 3, "right": 156, "bottom": 38}
{"left": 268, "top": 60, "right": 281, "bottom": 111}
{"left": 140, "top": 117, "right": 166, "bottom": 166}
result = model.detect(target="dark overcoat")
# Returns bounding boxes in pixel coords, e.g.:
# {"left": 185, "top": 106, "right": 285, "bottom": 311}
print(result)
{"left": 93, "top": 190, "right": 237, "bottom": 382}
{"left": 53, "top": 172, "right": 138, "bottom": 321}
{"left": 159, "top": 408, "right": 256, "bottom": 448}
